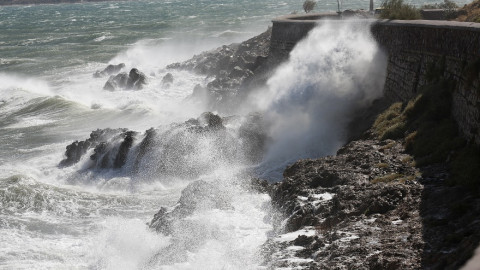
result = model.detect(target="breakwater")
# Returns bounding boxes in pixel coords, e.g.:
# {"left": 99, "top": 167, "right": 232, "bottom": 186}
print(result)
{"left": 270, "top": 15, "right": 480, "bottom": 145}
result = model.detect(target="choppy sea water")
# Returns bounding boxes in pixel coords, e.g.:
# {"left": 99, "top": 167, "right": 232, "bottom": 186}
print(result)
{"left": 0, "top": 0, "right": 471, "bottom": 269}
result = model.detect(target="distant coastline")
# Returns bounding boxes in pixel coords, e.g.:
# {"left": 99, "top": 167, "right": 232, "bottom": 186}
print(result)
{"left": 0, "top": 0, "right": 122, "bottom": 6}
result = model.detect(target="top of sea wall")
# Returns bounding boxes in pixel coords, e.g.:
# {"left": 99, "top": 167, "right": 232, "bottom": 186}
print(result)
{"left": 270, "top": 14, "right": 480, "bottom": 58}
{"left": 371, "top": 19, "right": 480, "bottom": 59}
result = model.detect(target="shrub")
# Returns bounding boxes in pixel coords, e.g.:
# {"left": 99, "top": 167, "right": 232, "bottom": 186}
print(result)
{"left": 380, "top": 0, "right": 422, "bottom": 19}
{"left": 372, "top": 102, "right": 406, "bottom": 140}
{"left": 303, "top": 0, "right": 316, "bottom": 13}
{"left": 372, "top": 66, "right": 480, "bottom": 186}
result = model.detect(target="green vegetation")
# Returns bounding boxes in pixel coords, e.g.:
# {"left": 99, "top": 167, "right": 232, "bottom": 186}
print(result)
{"left": 372, "top": 57, "right": 480, "bottom": 187}
{"left": 379, "top": 0, "right": 422, "bottom": 20}
{"left": 303, "top": 0, "right": 316, "bottom": 13}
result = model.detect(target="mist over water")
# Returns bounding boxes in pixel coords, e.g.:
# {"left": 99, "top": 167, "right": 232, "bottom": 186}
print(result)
{"left": 0, "top": 1, "right": 387, "bottom": 269}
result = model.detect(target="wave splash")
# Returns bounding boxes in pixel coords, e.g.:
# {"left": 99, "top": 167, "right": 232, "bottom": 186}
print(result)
{"left": 250, "top": 20, "right": 387, "bottom": 180}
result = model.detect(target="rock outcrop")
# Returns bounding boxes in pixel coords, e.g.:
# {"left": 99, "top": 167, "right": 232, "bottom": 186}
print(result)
{"left": 59, "top": 112, "right": 268, "bottom": 179}
{"left": 103, "top": 68, "right": 147, "bottom": 91}
{"left": 262, "top": 139, "right": 424, "bottom": 269}
{"left": 260, "top": 136, "right": 480, "bottom": 270}
{"left": 93, "top": 63, "right": 125, "bottom": 78}
{"left": 167, "top": 28, "right": 275, "bottom": 111}
{"left": 59, "top": 128, "right": 128, "bottom": 167}
{"left": 149, "top": 179, "right": 232, "bottom": 235}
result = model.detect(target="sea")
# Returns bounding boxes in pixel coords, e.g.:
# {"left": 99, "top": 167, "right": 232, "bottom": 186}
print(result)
{"left": 0, "top": 0, "right": 471, "bottom": 269}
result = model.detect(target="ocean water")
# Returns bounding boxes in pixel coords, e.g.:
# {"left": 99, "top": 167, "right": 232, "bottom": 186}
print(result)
{"left": 0, "top": 0, "right": 469, "bottom": 269}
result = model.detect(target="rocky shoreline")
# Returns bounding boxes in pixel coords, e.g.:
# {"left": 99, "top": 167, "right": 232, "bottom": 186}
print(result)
{"left": 261, "top": 137, "right": 480, "bottom": 269}
{"left": 60, "top": 24, "right": 480, "bottom": 268}
{"left": 164, "top": 26, "right": 480, "bottom": 269}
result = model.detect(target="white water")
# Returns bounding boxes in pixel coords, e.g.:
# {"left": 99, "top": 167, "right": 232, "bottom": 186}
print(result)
{"left": 0, "top": 13, "right": 386, "bottom": 270}
{"left": 250, "top": 20, "right": 387, "bottom": 180}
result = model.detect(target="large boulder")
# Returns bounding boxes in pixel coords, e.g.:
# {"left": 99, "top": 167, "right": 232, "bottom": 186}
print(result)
{"left": 103, "top": 68, "right": 147, "bottom": 91}
{"left": 126, "top": 68, "right": 147, "bottom": 90}
{"left": 161, "top": 73, "right": 174, "bottom": 85}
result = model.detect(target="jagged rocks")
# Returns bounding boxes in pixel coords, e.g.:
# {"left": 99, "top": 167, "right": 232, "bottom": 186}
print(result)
{"left": 197, "top": 112, "right": 224, "bottom": 129}
{"left": 58, "top": 112, "right": 267, "bottom": 179}
{"left": 161, "top": 73, "right": 174, "bottom": 85}
{"left": 149, "top": 180, "right": 232, "bottom": 235}
{"left": 93, "top": 63, "right": 125, "bottom": 78}
{"left": 59, "top": 128, "right": 128, "bottom": 167}
{"left": 168, "top": 28, "right": 275, "bottom": 111}
{"left": 263, "top": 139, "right": 424, "bottom": 269}
{"left": 103, "top": 68, "right": 147, "bottom": 91}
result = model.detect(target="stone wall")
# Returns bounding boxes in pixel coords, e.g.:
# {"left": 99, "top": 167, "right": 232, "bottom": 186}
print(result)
{"left": 371, "top": 20, "right": 480, "bottom": 145}
{"left": 270, "top": 16, "right": 480, "bottom": 144}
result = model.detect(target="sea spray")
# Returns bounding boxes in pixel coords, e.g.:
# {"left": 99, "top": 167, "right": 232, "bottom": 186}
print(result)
{"left": 250, "top": 20, "right": 387, "bottom": 180}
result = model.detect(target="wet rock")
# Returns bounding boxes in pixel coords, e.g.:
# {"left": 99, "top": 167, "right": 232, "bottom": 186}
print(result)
{"left": 161, "top": 73, "right": 174, "bottom": 85}
{"left": 167, "top": 27, "right": 275, "bottom": 111}
{"left": 59, "top": 128, "right": 127, "bottom": 167}
{"left": 113, "top": 131, "right": 136, "bottom": 168}
{"left": 126, "top": 68, "right": 147, "bottom": 90}
{"left": 89, "top": 129, "right": 136, "bottom": 169}
{"left": 264, "top": 139, "right": 424, "bottom": 269}
{"left": 93, "top": 63, "right": 125, "bottom": 78}
{"left": 103, "top": 72, "right": 129, "bottom": 91}
{"left": 149, "top": 180, "right": 232, "bottom": 235}
{"left": 198, "top": 112, "right": 224, "bottom": 129}
{"left": 103, "top": 68, "right": 147, "bottom": 91}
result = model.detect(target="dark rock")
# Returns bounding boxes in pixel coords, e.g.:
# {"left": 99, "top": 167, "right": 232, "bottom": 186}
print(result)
{"left": 113, "top": 131, "right": 136, "bottom": 168}
{"left": 161, "top": 73, "right": 174, "bottom": 85}
{"left": 103, "top": 68, "right": 147, "bottom": 91}
{"left": 127, "top": 68, "right": 147, "bottom": 90}
{"left": 264, "top": 139, "right": 424, "bottom": 269}
{"left": 93, "top": 63, "right": 125, "bottom": 78}
{"left": 198, "top": 112, "right": 224, "bottom": 129}
{"left": 166, "top": 27, "right": 274, "bottom": 112}
{"left": 149, "top": 180, "right": 232, "bottom": 235}
{"left": 104, "top": 72, "right": 129, "bottom": 91}
{"left": 59, "top": 128, "right": 127, "bottom": 167}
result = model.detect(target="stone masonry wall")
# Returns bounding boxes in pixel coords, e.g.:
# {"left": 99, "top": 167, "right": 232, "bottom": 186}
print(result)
{"left": 371, "top": 20, "right": 480, "bottom": 145}
{"left": 270, "top": 16, "right": 480, "bottom": 144}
